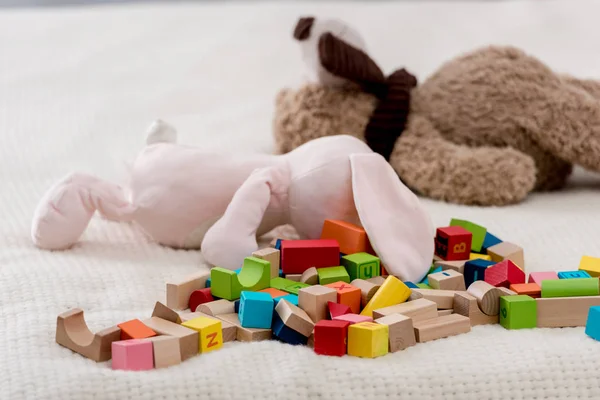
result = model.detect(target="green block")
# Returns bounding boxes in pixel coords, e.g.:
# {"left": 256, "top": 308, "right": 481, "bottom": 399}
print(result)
{"left": 317, "top": 266, "right": 350, "bottom": 285}
{"left": 450, "top": 219, "right": 487, "bottom": 252}
{"left": 341, "top": 252, "right": 380, "bottom": 281}
{"left": 416, "top": 283, "right": 432, "bottom": 289}
{"left": 210, "top": 267, "right": 242, "bottom": 300}
{"left": 238, "top": 257, "right": 270, "bottom": 292}
{"left": 541, "top": 278, "right": 599, "bottom": 298}
{"left": 499, "top": 295, "right": 536, "bottom": 329}
{"left": 270, "top": 277, "right": 296, "bottom": 291}
{"left": 283, "top": 282, "right": 311, "bottom": 295}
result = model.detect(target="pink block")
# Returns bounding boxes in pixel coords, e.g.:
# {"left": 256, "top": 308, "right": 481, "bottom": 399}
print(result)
{"left": 528, "top": 271, "right": 559, "bottom": 285}
{"left": 111, "top": 339, "right": 154, "bottom": 371}
{"left": 332, "top": 314, "right": 373, "bottom": 325}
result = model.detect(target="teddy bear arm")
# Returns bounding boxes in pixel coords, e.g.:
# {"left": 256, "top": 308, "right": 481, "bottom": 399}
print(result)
{"left": 390, "top": 115, "right": 537, "bottom": 206}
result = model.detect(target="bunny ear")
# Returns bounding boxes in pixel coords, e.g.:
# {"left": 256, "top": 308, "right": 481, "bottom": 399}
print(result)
{"left": 349, "top": 153, "right": 434, "bottom": 283}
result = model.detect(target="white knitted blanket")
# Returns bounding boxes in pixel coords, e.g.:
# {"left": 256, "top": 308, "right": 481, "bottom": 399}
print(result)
{"left": 2, "top": 1, "right": 600, "bottom": 399}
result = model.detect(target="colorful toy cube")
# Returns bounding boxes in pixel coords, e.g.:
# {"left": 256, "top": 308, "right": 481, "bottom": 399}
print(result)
{"left": 274, "top": 293, "right": 299, "bottom": 307}
{"left": 463, "top": 259, "right": 495, "bottom": 287}
{"left": 585, "top": 305, "right": 600, "bottom": 341}
{"left": 499, "top": 295, "right": 536, "bottom": 329}
{"left": 299, "top": 285, "right": 338, "bottom": 323}
{"left": 111, "top": 339, "right": 154, "bottom": 371}
{"left": 558, "top": 270, "right": 591, "bottom": 279}
{"left": 428, "top": 269, "right": 466, "bottom": 291}
{"left": 181, "top": 316, "right": 223, "bottom": 353}
{"left": 314, "top": 320, "right": 351, "bottom": 356}
{"left": 434, "top": 226, "right": 472, "bottom": 261}
{"left": 238, "top": 291, "right": 274, "bottom": 329}
{"left": 272, "top": 312, "right": 308, "bottom": 345}
{"left": 280, "top": 239, "right": 340, "bottom": 274}
{"left": 317, "top": 266, "right": 350, "bottom": 285}
{"left": 509, "top": 283, "right": 541, "bottom": 298}
{"left": 117, "top": 319, "right": 156, "bottom": 341}
{"left": 481, "top": 232, "right": 502, "bottom": 252}
{"left": 580, "top": 256, "right": 600, "bottom": 277}
{"left": 528, "top": 271, "right": 559, "bottom": 285}
{"left": 342, "top": 252, "right": 381, "bottom": 281}
{"left": 320, "top": 219, "right": 372, "bottom": 255}
{"left": 333, "top": 313, "right": 373, "bottom": 325}
{"left": 450, "top": 219, "right": 487, "bottom": 252}
{"left": 328, "top": 301, "right": 351, "bottom": 318}
{"left": 484, "top": 260, "right": 524, "bottom": 288}
{"left": 347, "top": 322, "right": 389, "bottom": 358}
{"left": 210, "top": 267, "right": 242, "bottom": 300}
{"left": 325, "top": 281, "right": 361, "bottom": 313}
{"left": 283, "top": 282, "right": 311, "bottom": 295}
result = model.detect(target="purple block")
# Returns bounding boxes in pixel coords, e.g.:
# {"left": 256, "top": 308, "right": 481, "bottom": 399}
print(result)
{"left": 111, "top": 339, "right": 154, "bottom": 371}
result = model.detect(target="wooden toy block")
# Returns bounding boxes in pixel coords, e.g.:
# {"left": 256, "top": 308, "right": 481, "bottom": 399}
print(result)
{"left": 272, "top": 312, "right": 308, "bottom": 345}
{"left": 372, "top": 298, "right": 438, "bottom": 322}
{"left": 435, "top": 259, "right": 468, "bottom": 274}
{"left": 403, "top": 281, "right": 418, "bottom": 288}
{"left": 482, "top": 232, "right": 502, "bottom": 252}
{"left": 151, "top": 301, "right": 182, "bottom": 324}
{"left": 258, "top": 287, "right": 289, "bottom": 299}
{"left": 210, "top": 267, "right": 243, "bottom": 301}
{"left": 177, "top": 312, "right": 236, "bottom": 343}
{"left": 317, "top": 266, "right": 350, "bottom": 285}
{"left": 211, "top": 256, "right": 271, "bottom": 300}
{"left": 274, "top": 293, "right": 299, "bottom": 307}
{"left": 320, "top": 219, "right": 371, "bottom": 255}
{"left": 467, "top": 280, "right": 503, "bottom": 316}
{"left": 487, "top": 242, "right": 525, "bottom": 269}
{"left": 428, "top": 270, "right": 466, "bottom": 291}
{"left": 509, "top": 283, "right": 541, "bottom": 298}
{"left": 464, "top": 259, "right": 495, "bottom": 287}
{"left": 328, "top": 301, "right": 351, "bottom": 318}
{"left": 111, "top": 339, "right": 153, "bottom": 371}
{"left": 281, "top": 239, "right": 340, "bottom": 274}
{"left": 557, "top": 270, "right": 591, "bottom": 279}
{"left": 413, "top": 313, "right": 471, "bottom": 342}
{"left": 416, "top": 283, "right": 432, "bottom": 289}
{"left": 252, "top": 247, "right": 280, "bottom": 278}
{"left": 270, "top": 277, "right": 297, "bottom": 291}
{"left": 286, "top": 274, "right": 302, "bottom": 282}
{"left": 412, "top": 289, "right": 467, "bottom": 310}
{"left": 469, "top": 253, "right": 491, "bottom": 261}
{"left": 499, "top": 295, "right": 536, "bottom": 329}
{"left": 341, "top": 252, "right": 381, "bottom": 281}
{"left": 197, "top": 299, "right": 236, "bottom": 316}
{"left": 360, "top": 276, "right": 411, "bottom": 317}
{"left": 453, "top": 292, "right": 498, "bottom": 326}
{"left": 434, "top": 226, "right": 472, "bottom": 261}
{"left": 166, "top": 271, "right": 211, "bottom": 310}
{"left": 351, "top": 279, "right": 381, "bottom": 308}
{"left": 188, "top": 288, "right": 214, "bottom": 312}
{"left": 118, "top": 319, "right": 157, "bottom": 341}
{"left": 580, "top": 255, "right": 600, "bottom": 277}
{"left": 421, "top": 265, "right": 441, "bottom": 286}
{"left": 325, "top": 281, "right": 362, "bottom": 313}
{"left": 307, "top": 332, "right": 315, "bottom": 348}
{"left": 274, "top": 298, "right": 315, "bottom": 337}
{"left": 541, "top": 278, "right": 599, "bottom": 298}
{"left": 347, "top": 322, "right": 389, "bottom": 358}
{"left": 181, "top": 316, "right": 223, "bottom": 353}
{"left": 585, "top": 306, "right": 600, "bottom": 340}
{"left": 148, "top": 336, "right": 181, "bottom": 368}
{"left": 450, "top": 218, "right": 487, "bottom": 252}
{"left": 537, "top": 296, "right": 600, "bottom": 327}
{"left": 484, "top": 259, "right": 525, "bottom": 288}
{"left": 298, "top": 285, "right": 338, "bottom": 322}
{"left": 283, "top": 282, "right": 311, "bottom": 295}
{"left": 142, "top": 316, "right": 199, "bottom": 359}
{"left": 528, "top": 271, "right": 559, "bottom": 285}
{"left": 314, "top": 319, "right": 351, "bottom": 356}
{"left": 216, "top": 313, "right": 272, "bottom": 342}
{"left": 496, "top": 286, "right": 517, "bottom": 296}
{"left": 239, "top": 291, "right": 274, "bottom": 329}
{"left": 375, "top": 314, "right": 416, "bottom": 352}
{"left": 367, "top": 276, "right": 386, "bottom": 285}
{"left": 55, "top": 308, "right": 121, "bottom": 362}
{"left": 438, "top": 309, "right": 453, "bottom": 316}
{"left": 333, "top": 314, "right": 373, "bottom": 324}
{"left": 300, "top": 267, "right": 319, "bottom": 285}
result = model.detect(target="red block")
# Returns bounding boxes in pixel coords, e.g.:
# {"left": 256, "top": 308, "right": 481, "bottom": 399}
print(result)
{"left": 314, "top": 320, "right": 351, "bottom": 356}
{"left": 280, "top": 239, "right": 340, "bottom": 274}
{"left": 484, "top": 260, "right": 525, "bottom": 288}
{"left": 328, "top": 301, "right": 351, "bottom": 319}
{"left": 435, "top": 226, "right": 472, "bottom": 261}
{"left": 188, "top": 288, "right": 214, "bottom": 312}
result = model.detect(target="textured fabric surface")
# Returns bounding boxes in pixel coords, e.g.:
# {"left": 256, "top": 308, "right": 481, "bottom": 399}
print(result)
{"left": 2, "top": 1, "right": 600, "bottom": 399}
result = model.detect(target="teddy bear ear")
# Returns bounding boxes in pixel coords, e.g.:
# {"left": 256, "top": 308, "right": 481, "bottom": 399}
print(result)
{"left": 293, "top": 17, "right": 315, "bottom": 41}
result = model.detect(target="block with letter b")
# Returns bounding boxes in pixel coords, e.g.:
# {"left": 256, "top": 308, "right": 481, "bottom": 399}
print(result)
{"left": 435, "top": 226, "right": 472, "bottom": 261}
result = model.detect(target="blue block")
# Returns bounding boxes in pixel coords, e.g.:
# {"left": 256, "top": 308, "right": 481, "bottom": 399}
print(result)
{"left": 481, "top": 232, "right": 502, "bottom": 252}
{"left": 274, "top": 294, "right": 299, "bottom": 307}
{"left": 586, "top": 306, "right": 600, "bottom": 341}
{"left": 234, "top": 299, "right": 240, "bottom": 313}
{"left": 464, "top": 259, "right": 496, "bottom": 287}
{"left": 422, "top": 266, "right": 442, "bottom": 285}
{"left": 279, "top": 269, "right": 284, "bottom": 278}
{"left": 205, "top": 278, "right": 211, "bottom": 288}
{"left": 239, "top": 291, "right": 274, "bottom": 329}
{"left": 274, "top": 239, "right": 282, "bottom": 250}
{"left": 404, "top": 281, "right": 418, "bottom": 289}
{"left": 558, "top": 270, "right": 591, "bottom": 279}
{"left": 272, "top": 312, "right": 308, "bottom": 345}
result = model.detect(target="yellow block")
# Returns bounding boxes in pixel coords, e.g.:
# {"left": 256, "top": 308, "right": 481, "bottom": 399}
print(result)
{"left": 181, "top": 316, "right": 223, "bottom": 353}
{"left": 360, "top": 276, "right": 410, "bottom": 317}
{"left": 580, "top": 255, "right": 600, "bottom": 277}
{"left": 469, "top": 253, "right": 491, "bottom": 261}
{"left": 347, "top": 322, "right": 389, "bottom": 358}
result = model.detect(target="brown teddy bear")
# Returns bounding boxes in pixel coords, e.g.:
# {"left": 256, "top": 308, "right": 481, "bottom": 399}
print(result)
{"left": 274, "top": 16, "right": 600, "bottom": 206}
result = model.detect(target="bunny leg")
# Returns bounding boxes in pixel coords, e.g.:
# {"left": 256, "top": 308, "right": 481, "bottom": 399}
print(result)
{"left": 201, "top": 163, "right": 290, "bottom": 270}
{"left": 391, "top": 116, "right": 537, "bottom": 206}
{"left": 31, "top": 173, "right": 136, "bottom": 250}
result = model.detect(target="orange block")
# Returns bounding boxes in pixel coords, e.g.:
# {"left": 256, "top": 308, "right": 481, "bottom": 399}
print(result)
{"left": 258, "top": 287, "right": 289, "bottom": 298}
{"left": 325, "top": 281, "right": 362, "bottom": 314}
{"left": 321, "top": 219, "right": 373, "bottom": 255}
{"left": 509, "top": 283, "right": 541, "bottom": 298}
{"left": 117, "top": 319, "right": 157, "bottom": 340}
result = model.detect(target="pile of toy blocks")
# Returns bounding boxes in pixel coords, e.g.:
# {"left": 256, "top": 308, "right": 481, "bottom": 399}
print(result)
{"left": 55, "top": 218, "right": 600, "bottom": 371}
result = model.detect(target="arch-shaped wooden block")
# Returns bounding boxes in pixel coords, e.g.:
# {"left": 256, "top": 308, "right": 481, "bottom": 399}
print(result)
{"left": 211, "top": 257, "right": 270, "bottom": 300}
{"left": 56, "top": 308, "right": 121, "bottom": 362}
